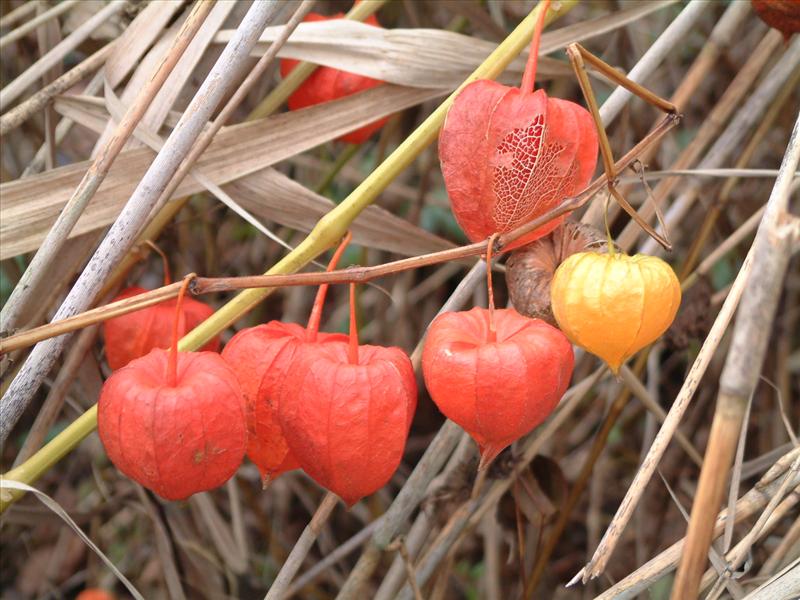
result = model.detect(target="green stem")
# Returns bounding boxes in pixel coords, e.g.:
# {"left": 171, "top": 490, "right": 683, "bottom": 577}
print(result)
{"left": 315, "top": 143, "right": 360, "bottom": 196}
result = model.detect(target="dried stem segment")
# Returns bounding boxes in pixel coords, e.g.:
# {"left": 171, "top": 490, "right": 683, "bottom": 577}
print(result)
{"left": 566, "top": 42, "right": 676, "bottom": 251}
{"left": 0, "top": 42, "right": 114, "bottom": 136}
{"left": 671, "top": 110, "right": 800, "bottom": 600}
{"left": 0, "top": 0, "right": 79, "bottom": 50}
{"left": 263, "top": 492, "right": 339, "bottom": 600}
{"left": 0, "top": 0, "right": 127, "bottom": 110}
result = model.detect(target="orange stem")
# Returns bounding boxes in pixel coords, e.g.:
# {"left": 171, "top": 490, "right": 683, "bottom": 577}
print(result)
{"left": 306, "top": 232, "right": 353, "bottom": 341}
{"left": 168, "top": 275, "right": 193, "bottom": 387}
{"left": 486, "top": 233, "right": 499, "bottom": 343}
{"left": 521, "top": 0, "right": 550, "bottom": 94}
{"left": 144, "top": 240, "right": 171, "bottom": 285}
{"left": 348, "top": 283, "right": 359, "bottom": 365}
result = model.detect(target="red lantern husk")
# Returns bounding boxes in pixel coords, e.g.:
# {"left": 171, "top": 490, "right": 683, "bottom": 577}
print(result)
{"left": 279, "top": 11, "right": 388, "bottom": 144}
{"left": 439, "top": 0, "right": 598, "bottom": 249}
{"left": 751, "top": 0, "right": 800, "bottom": 41}
{"left": 104, "top": 286, "right": 219, "bottom": 370}
{"left": 422, "top": 306, "right": 574, "bottom": 469}
{"left": 222, "top": 322, "right": 346, "bottom": 484}
{"left": 99, "top": 277, "right": 245, "bottom": 501}
{"left": 221, "top": 234, "right": 351, "bottom": 485}
{"left": 98, "top": 348, "right": 246, "bottom": 500}
{"left": 277, "top": 284, "right": 417, "bottom": 506}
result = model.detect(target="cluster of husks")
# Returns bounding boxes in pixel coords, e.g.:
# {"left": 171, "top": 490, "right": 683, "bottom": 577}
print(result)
{"left": 428, "top": 0, "right": 682, "bottom": 464}
{"left": 96, "top": 0, "right": 685, "bottom": 503}
{"left": 98, "top": 238, "right": 417, "bottom": 507}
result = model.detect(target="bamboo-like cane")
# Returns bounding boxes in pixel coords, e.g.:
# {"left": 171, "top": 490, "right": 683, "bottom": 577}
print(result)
{"left": 670, "top": 110, "right": 800, "bottom": 600}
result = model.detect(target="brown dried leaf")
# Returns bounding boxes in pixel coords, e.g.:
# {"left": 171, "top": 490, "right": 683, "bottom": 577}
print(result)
{"left": 219, "top": 1, "right": 676, "bottom": 88}
{"left": 506, "top": 220, "right": 606, "bottom": 325}
{"left": 663, "top": 275, "right": 712, "bottom": 351}
{"left": 1, "top": 84, "right": 446, "bottom": 259}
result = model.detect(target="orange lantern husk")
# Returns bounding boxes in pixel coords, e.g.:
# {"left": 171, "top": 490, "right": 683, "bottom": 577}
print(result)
{"left": 277, "top": 284, "right": 417, "bottom": 506}
{"left": 438, "top": 0, "right": 598, "bottom": 249}
{"left": 423, "top": 306, "right": 574, "bottom": 469}
{"left": 550, "top": 251, "right": 682, "bottom": 374}
{"left": 221, "top": 235, "right": 351, "bottom": 485}
{"left": 98, "top": 280, "right": 246, "bottom": 501}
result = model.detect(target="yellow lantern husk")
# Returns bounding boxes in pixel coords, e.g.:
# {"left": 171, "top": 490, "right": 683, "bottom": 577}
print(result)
{"left": 550, "top": 252, "right": 681, "bottom": 373}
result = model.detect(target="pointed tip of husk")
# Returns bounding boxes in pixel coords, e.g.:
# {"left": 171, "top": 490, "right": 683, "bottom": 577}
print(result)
{"left": 478, "top": 444, "right": 504, "bottom": 471}
{"left": 260, "top": 473, "right": 273, "bottom": 490}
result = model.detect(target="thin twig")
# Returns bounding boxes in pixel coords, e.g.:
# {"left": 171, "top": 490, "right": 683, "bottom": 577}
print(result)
{"left": 0, "top": 41, "right": 114, "bottom": 136}
{"left": 0, "top": 0, "right": 79, "bottom": 50}
{"left": 286, "top": 519, "right": 382, "bottom": 597}
{"left": 387, "top": 537, "right": 424, "bottom": 600}
{"left": 0, "top": 1, "right": 37, "bottom": 28}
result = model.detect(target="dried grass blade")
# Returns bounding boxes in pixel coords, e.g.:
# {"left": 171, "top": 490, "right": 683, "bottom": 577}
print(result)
{"left": 104, "top": 0, "right": 185, "bottom": 88}
{"left": 94, "top": 1, "right": 237, "bottom": 155}
{"left": 219, "top": 0, "right": 675, "bottom": 89}
{"left": 0, "top": 479, "right": 146, "bottom": 600}
{"left": 230, "top": 168, "right": 454, "bottom": 256}
{"left": 0, "top": 0, "right": 79, "bottom": 50}
{"left": 0, "top": 0, "right": 127, "bottom": 110}
{"left": 1, "top": 85, "right": 446, "bottom": 259}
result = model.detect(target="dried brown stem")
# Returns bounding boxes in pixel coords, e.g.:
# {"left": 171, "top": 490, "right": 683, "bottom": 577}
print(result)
{"left": 566, "top": 42, "right": 676, "bottom": 251}
{"left": 263, "top": 492, "right": 339, "bottom": 600}
{"left": 671, "top": 112, "right": 800, "bottom": 599}
{"left": 0, "top": 41, "right": 114, "bottom": 136}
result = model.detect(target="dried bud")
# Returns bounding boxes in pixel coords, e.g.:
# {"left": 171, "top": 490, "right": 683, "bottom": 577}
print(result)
{"left": 506, "top": 221, "right": 606, "bottom": 325}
